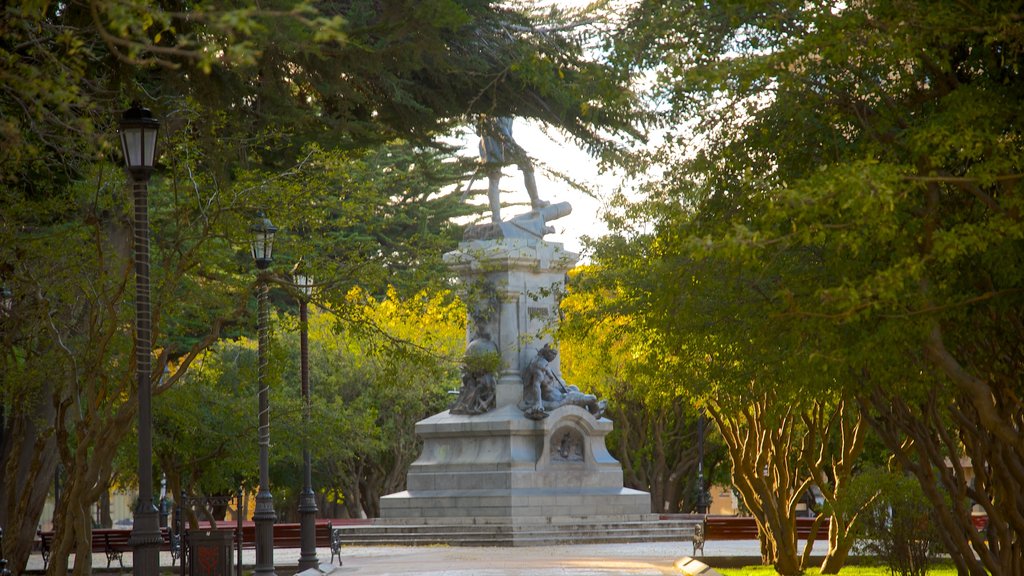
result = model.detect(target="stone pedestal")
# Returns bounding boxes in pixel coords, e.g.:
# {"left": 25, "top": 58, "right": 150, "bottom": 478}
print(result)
{"left": 443, "top": 238, "right": 575, "bottom": 407}
{"left": 380, "top": 405, "right": 650, "bottom": 520}
{"left": 379, "top": 237, "right": 652, "bottom": 541}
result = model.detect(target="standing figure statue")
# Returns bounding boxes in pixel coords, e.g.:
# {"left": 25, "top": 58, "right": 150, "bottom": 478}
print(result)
{"left": 477, "top": 116, "right": 549, "bottom": 223}
{"left": 519, "top": 344, "right": 606, "bottom": 420}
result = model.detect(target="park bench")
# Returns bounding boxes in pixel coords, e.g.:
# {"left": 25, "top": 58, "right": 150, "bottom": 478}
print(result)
{"left": 197, "top": 520, "right": 333, "bottom": 549}
{"left": 37, "top": 527, "right": 175, "bottom": 569}
{"left": 692, "top": 516, "right": 831, "bottom": 556}
{"left": 706, "top": 515, "right": 760, "bottom": 540}
{"left": 268, "top": 521, "right": 334, "bottom": 550}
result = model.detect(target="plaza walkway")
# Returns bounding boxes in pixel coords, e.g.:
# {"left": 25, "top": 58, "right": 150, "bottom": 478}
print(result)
{"left": 21, "top": 539, "right": 788, "bottom": 575}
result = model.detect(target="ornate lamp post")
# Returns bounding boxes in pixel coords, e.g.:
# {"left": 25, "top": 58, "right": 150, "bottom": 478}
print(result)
{"left": 120, "top": 103, "right": 162, "bottom": 576}
{"left": 696, "top": 411, "right": 712, "bottom": 514}
{"left": 293, "top": 272, "right": 319, "bottom": 570}
{"left": 250, "top": 211, "right": 278, "bottom": 576}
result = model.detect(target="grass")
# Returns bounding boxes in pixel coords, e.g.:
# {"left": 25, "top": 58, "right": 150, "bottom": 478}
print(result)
{"left": 717, "top": 564, "right": 959, "bottom": 576}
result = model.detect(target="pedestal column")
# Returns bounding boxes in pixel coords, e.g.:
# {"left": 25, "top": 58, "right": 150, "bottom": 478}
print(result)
{"left": 495, "top": 288, "right": 522, "bottom": 407}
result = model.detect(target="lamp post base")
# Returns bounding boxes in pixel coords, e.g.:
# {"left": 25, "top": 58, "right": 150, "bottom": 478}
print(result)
{"left": 297, "top": 488, "right": 319, "bottom": 571}
{"left": 253, "top": 491, "right": 277, "bottom": 576}
{"left": 130, "top": 503, "right": 163, "bottom": 576}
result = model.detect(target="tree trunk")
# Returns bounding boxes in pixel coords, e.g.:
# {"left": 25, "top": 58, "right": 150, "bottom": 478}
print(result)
{"left": 99, "top": 490, "right": 112, "bottom": 528}
{"left": 710, "top": 396, "right": 812, "bottom": 573}
{"left": 799, "top": 398, "right": 869, "bottom": 574}
{"left": 0, "top": 379, "right": 58, "bottom": 575}
{"left": 46, "top": 373, "right": 134, "bottom": 576}
{"left": 819, "top": 524, "right": 856, "bottom": 575}
{"left": 45, "top": 478, "right": 89, "bottom": 576}
{"left": 867, "top": 383, "right": 1022, "bottom": 576}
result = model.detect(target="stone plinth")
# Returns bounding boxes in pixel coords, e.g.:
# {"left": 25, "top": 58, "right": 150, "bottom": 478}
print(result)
{"left": 380, "top": 405, "right": 650, "bottom": 520}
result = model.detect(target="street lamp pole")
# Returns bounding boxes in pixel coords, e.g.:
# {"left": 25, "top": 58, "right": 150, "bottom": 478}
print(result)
{"left": 696, "top": 411, "right": 711, "bottom": 514}
{"left": 251, "top": 212, "right": 278, "bottom": 576}
{"left": 120, "top": 103, "right": 162, "bottom": 576}
{"left": 294, "top": 273, "right": 319, "bottom": 570}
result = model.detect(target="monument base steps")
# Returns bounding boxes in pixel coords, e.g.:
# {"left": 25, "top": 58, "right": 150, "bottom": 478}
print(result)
{"left": 332, "top": 516, "right": 703, "bottom": 547}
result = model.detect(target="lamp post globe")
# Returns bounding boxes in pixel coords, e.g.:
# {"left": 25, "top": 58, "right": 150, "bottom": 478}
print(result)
{"left": 251, "top": 211, "right": 278, "bottom": 576}
{"left": 120, "top": 103, "right": 160, "bottom": 178}
{"left": 120, "top": 102, "right": 162, "bottom": 576}
{"left": 250, "top": 212, "right": 278, "bottom": 270}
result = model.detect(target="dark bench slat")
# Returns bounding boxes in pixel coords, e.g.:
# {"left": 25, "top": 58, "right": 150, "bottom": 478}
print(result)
{"left": 698, "top": 516, "right": 831, "bottom": 546}
{"left": 265, "top": 522, "right": 333, "bottom": 548}
{"left": 37, "top": 527, "right": 175, "bottom": 570}
{"left": 39, "top": 521, "right": 336, "bottom": 570}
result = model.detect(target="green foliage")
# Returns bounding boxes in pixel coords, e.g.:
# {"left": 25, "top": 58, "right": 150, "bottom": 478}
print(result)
{"left": 463, "top": 347, "right": 501, "bottom": 376}
{"left": 1, "top": 0, "right": 646, "bottom": 201}
{"left": 0, "top": 0, "right": 644, "bottom": 567}
{"left": 560, "top": 277, "right": 728, "bottom": 513}
{"left": 153, "top": 339, "right": 266, "bottom": 495}
{"left": 852, "top": 469, "right": 943, "bottom": 576}
{"left": 545, "top": 2, "right": 1024, "bottom": 573}
{"left": 153, "top": 286, "right": 464, "bottom": 518}
{"left": 596, "top": 1, "right": 1023, "bottom": 571}
{"left": 264, "top": 142, "right": 476, "bottom": 299}
{"left": 281, "top": 286, "right": 465, "bottom": 517}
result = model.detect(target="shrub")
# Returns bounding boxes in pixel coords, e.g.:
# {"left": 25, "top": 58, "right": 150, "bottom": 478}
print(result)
{"left": 854, "top": 470, "right": 942, "bottom": 576}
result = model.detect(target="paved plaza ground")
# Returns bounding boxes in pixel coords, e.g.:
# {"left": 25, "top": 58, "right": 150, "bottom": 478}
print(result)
{"left": 21, "top": 539, "right": 786, "bottom": 575}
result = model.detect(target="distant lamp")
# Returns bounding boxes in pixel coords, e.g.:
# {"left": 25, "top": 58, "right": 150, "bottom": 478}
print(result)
{"left": 119, "top": 103, "right": 160, "bottom": 176}
{"left": 294, "top": 274, "right": 313, "bottom": 297}
{"left": 293, "top": 270, "right": 319, "bottom": 570}
{"left": 250, "top": 212, "right": 278, "bottom": 270}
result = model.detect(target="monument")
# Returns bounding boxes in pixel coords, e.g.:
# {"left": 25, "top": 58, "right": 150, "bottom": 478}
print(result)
{"left": 377, "top": 117, "right": 652, "bottom": 545}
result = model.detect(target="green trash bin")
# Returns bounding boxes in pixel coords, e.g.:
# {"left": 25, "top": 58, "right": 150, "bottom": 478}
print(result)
{"left": 188, "top": 530, "right": 234, "bottom": 576}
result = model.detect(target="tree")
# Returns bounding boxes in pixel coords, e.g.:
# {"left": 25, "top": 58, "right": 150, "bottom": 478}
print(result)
{"left": 606, "top": 1, "right": 1023, "bottom": 574}
{"left": 0, "top": 154, "right": 256, "bottom": 576}
{"left": 559, "top": 279, "right": 727, "bottom": 514}
{"left": 300, "top": 287, "right": 465, "bottom": 518}
{"left": 2, "top": 0, "right": 644, "bottom": 198}
{"left": 151, "top": 338, "right": 269, "bottom": 522}
{"left": 571, "top": 218, "right": 872, "bottom": 574}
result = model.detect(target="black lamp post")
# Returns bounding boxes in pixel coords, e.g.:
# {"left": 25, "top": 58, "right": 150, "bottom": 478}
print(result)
{"left": 696, "top": 411, "right": 711, "bottom": 514}
{"left": 293, "top": 273, "right": 319, "bottom": 570}
{"left": 250, "top": 211, "right": 278, "bottom": 576}
{"left": 120, "top": 102, "right": 162, "bottom": 576}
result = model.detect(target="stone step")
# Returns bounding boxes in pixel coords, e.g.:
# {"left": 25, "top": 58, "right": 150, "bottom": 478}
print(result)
{"left": 337, "top": 534, "right": 693, "bottom": 547}
{"left": 336, "top": 526, "right": 696, "bottom": 539}
{"left": 333, "top": 519, "right": 701, "bottom": 547}
{"left": 334, "top": 519, "right": 697, "bottom": 531}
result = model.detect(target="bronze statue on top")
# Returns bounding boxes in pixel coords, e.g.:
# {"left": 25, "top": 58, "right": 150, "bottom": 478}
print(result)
{"left": 476, "top": 116, "right": 549, "bottom": 223}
